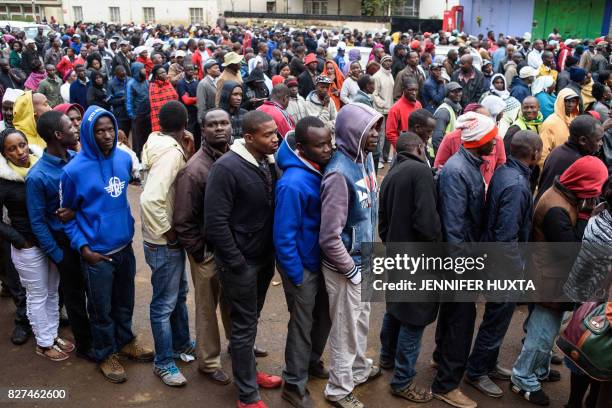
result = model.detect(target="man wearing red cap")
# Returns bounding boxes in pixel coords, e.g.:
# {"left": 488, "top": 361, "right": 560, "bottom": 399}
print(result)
{"left": 298, "top": 53, "right": 319, "bottom": 99}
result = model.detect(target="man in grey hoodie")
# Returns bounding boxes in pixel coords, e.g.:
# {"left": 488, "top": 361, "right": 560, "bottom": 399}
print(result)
{"left": 319, "top": 102, "right": 383, "bottom": 408}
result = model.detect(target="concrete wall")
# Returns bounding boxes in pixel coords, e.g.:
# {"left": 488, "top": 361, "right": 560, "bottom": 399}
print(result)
{"left": 461, "top": 0, "right": 535, "bottom": 37}
{"left": 221, "top": 0, "right": 360, "bottom": 15}
{"left": 420, "top": 0, "right": 459, "bottom": 19}
{"left": 61, "top": 0, "right": 219, "bottom": 25}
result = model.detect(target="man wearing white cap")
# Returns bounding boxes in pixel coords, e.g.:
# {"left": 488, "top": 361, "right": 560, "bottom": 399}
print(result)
{"left": 215, "top": 52, "right": 244, "bottom": 107}
{"left": 0, "top": 88, "right": 24, "bottom": 131}
{"left": 433, "top": 112, "right": 497, "bottom": 408}
{"left": 510, "top": 66, "right": 537, "bottom": 103}
{"left": 168, "top": 50, "right": 186, "bottom": 86}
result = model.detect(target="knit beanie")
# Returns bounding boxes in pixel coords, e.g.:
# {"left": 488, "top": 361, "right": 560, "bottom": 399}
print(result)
{"left": 559, "top": 156, "right": 608, "bottom": 199}
{"left": 569, "top": 66, "right": 587, "bottom": 83}
{"left": 457, "top": 111, "right": 498, "bottom": 148}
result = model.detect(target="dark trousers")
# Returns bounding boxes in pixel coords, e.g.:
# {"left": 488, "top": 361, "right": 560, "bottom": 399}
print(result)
{"left": 82, "top": 245, "right": 136, "bottom": 362}
{"left": 54, "top": 232, "right": 92, "bottom": 354}
{"left": 466, "top": 302, "right": 515, "bottom": 380}
{"left": 131, "top": 114, "right": 152, "bottom": 159}
{"left": 380, "top": 311, "right": 400, "bottom": 365}
{"left": 280, "top": 267, "right": 331, "bottom": 395}
{"left": 186, "top": 109, "right": 201, "bottom": 150}
{"left": 220, "top": 256, "right": 275, "bottom": 404}
{"left": 117, "top": 119, "right": 131, "bottom": 139}
{"left": 1, "top": 239, "right": 29, "bottom": 329}
{"left": 432, "top": 302, "right": 477, "bottom": 394}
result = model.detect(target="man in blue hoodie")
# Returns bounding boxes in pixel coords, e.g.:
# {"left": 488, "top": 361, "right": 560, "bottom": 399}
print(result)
{"left": 274, "top": 116, "right": 333, "bottom": 408}
{"left": 126, "top": 62, "right": 151, "bottom": 159}
{"left": 319, "top": 103, "right": 383, "bottom": 408}
{"left": 61, "top": 106, "right": 153, "bottom": 383}
{"left": 107, "top": 65, "right": 130, "bottom": 137}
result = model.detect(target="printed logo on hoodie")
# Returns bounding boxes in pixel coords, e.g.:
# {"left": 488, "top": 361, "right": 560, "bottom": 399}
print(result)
{"left": 104, "top": 176, "right": 125, "bottom": 198}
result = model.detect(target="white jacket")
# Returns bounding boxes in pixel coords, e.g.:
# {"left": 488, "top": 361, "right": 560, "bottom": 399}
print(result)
{"left": 372, "top": 68, "right": 394, "bottom": 114}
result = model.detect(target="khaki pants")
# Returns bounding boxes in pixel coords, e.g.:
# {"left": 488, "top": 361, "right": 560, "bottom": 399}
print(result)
{"left": 322, "top": 264, "right": 373, "bottom": 401}
{"left": 188, "top": 253, "right": 231, "bottom": 372}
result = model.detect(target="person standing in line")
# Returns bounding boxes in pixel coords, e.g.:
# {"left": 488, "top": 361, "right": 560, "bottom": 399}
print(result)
{"left": 274, "top": 117, "right": 333, "bottom": 408}
{"left": 173, "top": 109, "right": 233, "bottom": 385}
{"left": 149, "top": 65, "right": 178, "bottom": 133}
{"left": 340, "top": 61, "right": 362, "bottom": 105}
{"left": 204, "top": 110, "right": 283, "bottom": 408}
{"left": 372, "top": 54, "right": 394, "bottom": 166}
{"left": 432, "top": 82, "right": 463, "bottom": 152}
{"left": 28, "top": 110, "right": 94, "bottom": 361}
{"left": 319, "top": 103, "right": 383, "bottom": 408}
{"left": 60, "top": 106, "right": 154, "bottom": 383}
{"left": 196, "top": 59, "right": 221, "bottom": 128}
{"left": 177, "top": 64, "right": 201, "bottom": 149}
{"left": 378, "top": 132, "right": 440, "bottom": 404}
{"left": 464, "top": 131, "right": 543, "bottom": 399}
{"left": 140, "top": 101, "right": 195, "bottom": 387}
{"left": 434, "top": 112, "right": 498, "bottom": 408}
{"left": 386, "top": 77, "right": 422, "bottom": 149}
{"left": 126, "top": 62, "right": 151, "bottom": 159}
{"left": 257, "top": 84, "right": 295, "bottom": 139}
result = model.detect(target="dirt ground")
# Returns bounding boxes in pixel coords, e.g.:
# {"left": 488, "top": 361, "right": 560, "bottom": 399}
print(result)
{"left": 0, "top": 185, "right": 572, "bottom": 408}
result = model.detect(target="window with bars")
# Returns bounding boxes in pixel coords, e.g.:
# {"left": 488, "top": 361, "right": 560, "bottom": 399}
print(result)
{"left": 266, "top": 1, "right": 276, "bottom": 12}
{"left": 143, "top": 7, "right": 155, "bottom": 23}
{"left": 109, "top": 7, "right": 120, "bottom": 23}
{"left": 73, "top": 6, "right": 83, "bottom": 21}
{"left": 392, "top": 0, "right": 419, "bottom": 17}
{"left": 304, "top": 0, "right": 327, "bottom": 15}
{"left": 189, "top": 8, "right": 203, "bottom": 24}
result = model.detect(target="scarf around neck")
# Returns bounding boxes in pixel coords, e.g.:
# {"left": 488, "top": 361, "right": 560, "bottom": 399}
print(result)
{"left": 8, "top": 154, "right": 38, "bottom": 179}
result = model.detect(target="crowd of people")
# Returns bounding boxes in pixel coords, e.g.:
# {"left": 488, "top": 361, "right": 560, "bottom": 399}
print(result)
{"left": 0, "top": 16, "right": 611, "bottom": 408}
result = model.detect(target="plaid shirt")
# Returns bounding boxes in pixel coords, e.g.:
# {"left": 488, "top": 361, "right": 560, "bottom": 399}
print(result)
{"left": 149, "top": 80, "right": 178, "bottom": 131}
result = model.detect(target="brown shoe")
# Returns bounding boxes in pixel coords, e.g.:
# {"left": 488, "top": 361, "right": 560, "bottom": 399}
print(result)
{"left": 391, "top": 382, "right": 433, "bottom": 403}
{"left": 54, "top": 337, "right": 75, "bottom": 353}
{"left": 204, "top": 368, "right": 232, "bottom": 385}
{"left": 100, "top": 353, "right": 127, "bottom": 383}
{"left": 36, "top": 345, "right": 69, "bottom": 362}
{"left": 120, "top": 337, "right": 154, "bottom": 362}
{"left": 433, "top": 388, "right": 477, "bottom": 408}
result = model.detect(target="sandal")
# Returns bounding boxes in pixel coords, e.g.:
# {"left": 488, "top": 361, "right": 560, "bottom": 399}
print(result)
{"left": 391, "top": 382, "right": 433, "bottom": 403}
{"left": 36, "top": 345, "right": 69, "bottom": 362}
{"left": 54, "top": 337, "right": 75, "bottom": 353}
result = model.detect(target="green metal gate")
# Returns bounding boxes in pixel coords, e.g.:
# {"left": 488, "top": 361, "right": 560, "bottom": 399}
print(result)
{"left": 532, "top": 0, "right": 606, "bottom": 39}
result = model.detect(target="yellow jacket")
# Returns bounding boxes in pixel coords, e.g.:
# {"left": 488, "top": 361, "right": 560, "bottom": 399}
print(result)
{"left": 538, "top": 64, "right": 558, "bottom": 83}
{"left": 538, "top": 88, "right": 579, "bottom": 168}
{"left": 12, "top": 91, "right": 46, "bottom": 149}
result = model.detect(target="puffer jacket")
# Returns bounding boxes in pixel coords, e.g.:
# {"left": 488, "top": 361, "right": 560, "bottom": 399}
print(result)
{"left": 438, "top": 146, "right": 486, "bottom": 243}
{"left": 126, "top": 62, "right": 150, "bottom": 118}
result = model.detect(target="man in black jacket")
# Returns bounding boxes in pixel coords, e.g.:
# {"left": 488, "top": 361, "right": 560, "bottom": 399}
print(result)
{"left": 451, "top": 55, "right": 486, "bottom": 107}
{"left": 378, "top": 132, "right": 440, "bottom": 404}
{"left": 204, "top": 110, "right": 282, "bottom": 408}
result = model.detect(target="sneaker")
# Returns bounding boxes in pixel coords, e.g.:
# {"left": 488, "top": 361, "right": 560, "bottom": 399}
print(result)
{"left": 120, "top": 337, "right": 154, "bottom": 362}
{"left": 391, "top": 382, "right": 433, "bottom": 403}
{"left": 10, "top": 325, "right": 31, "bottom": 345}
{"left": 355, "top": 364, "right": 382, "bottom": 387}
{"left": 173, "top": 339, "right": 197, "bottom": 360}
{"left": 154, "top": 364, "right": 187, "bottom": 387}
{"left": 237, "top": 400, "right": 268, "bottom": 408}
{"left": 488, "top": 363, "right": 512, "bottom": 381}
{"left": 433, "top": 388, "right": 477, "bottom": 408}
{"left": 99, "top": 353, "right": 127, "bottom": 383}
{"left": 464, "top": 375, "right": 503, "bottom": 398}
{"left": 542, "top": 369, "right": 561, "bottom": 382}
{"left": 203, "top": 368, "right": 231, "bottom": 385}
{"left": 328, "top": 393, "right": 364, "bottom": 408}
{"left": 510, "top": 383, "right": 550, "bottom": 406}
{"left": 36, "top": 344, "right": 69, "bottom": 362}
{"left": 308, "top": 360, "right": 329, "bottom": 379}
{"left": 379, "top": 357, "right": 395, "bottom": 370}
{"left": 282, "top": 383, "right": 314, "bottom": 408}
{"left": 378, "top": 161, "right": 384, "bottom": 169}
{"left": 54, "top": 337, "right": 75, "bottom": 353}
{"left": 256, "top": 371, "right": 282, "bottom": 389}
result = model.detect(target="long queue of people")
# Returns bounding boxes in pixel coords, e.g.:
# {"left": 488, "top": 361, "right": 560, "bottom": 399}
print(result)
{"left": 0, "top": 19, "right": 612, "bottom": 408}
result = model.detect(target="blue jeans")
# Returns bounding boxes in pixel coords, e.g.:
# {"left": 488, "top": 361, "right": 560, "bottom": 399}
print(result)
{"left": 144, "top": 242, "right": 190, "bottom": 368}
{"left": 466, "top": 302, "right": 515, "bottom": 380}
{"left": 390, "top": 320, "right": 425, "bottom": 391}
{"left": 511, "top": 305, "right": 563, "bottom": 392}
{"left": 379, "top": 312, "right": 400, "bottom": 366}
{"left": 82, "top": 245, "right": 136, "bottom": 362}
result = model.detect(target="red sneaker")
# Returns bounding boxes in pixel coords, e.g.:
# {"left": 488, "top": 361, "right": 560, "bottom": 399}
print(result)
{"left": 236, "top": 400, "right": 268, "bottom": 408}
{"left": 256, "top": 371, "right": 282, "bottom": 389}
